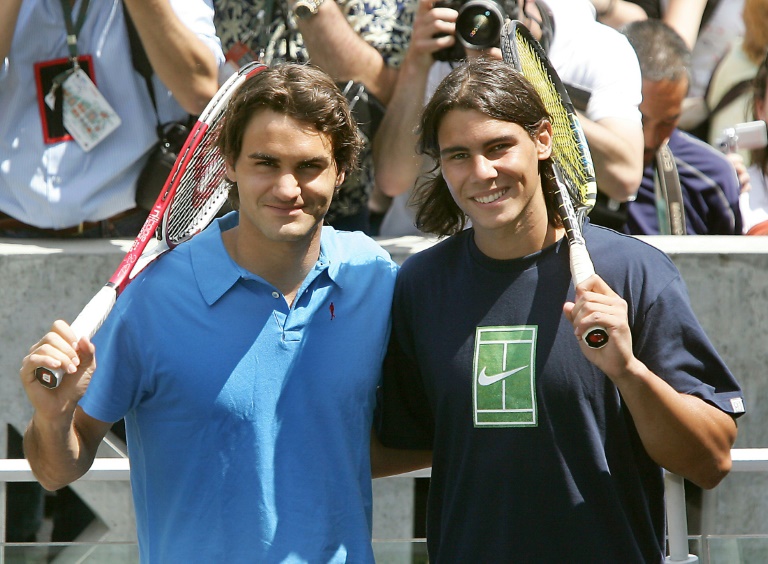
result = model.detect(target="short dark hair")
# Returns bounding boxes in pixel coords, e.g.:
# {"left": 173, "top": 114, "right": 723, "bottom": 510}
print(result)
{"left": 413, "top": 57, "right": 560, "bottom": 236}
{"left": 216, "top": 63, "right": 363, "bottom": 209}
{"left": 622, "top": 19, "right": 691, "bottom": 85}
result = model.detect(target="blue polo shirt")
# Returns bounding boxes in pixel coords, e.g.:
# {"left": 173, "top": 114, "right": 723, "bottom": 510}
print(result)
{"left": 81, "top": 212, "right": 398, "bottom": 563}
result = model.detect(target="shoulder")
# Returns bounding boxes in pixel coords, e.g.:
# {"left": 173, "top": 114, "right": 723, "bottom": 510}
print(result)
{"left": 322, "top": 227, "right": 399, "bottom": 275}
{"left": 584, "top": 223, "right": 680, "bottom": 280}
{"left": 397, "top": 232, "right": 465, "bottom": 280}
{"left": 670, "top": 130, "right": 730, "bottom": 163}
{"left": 670, "top": 130, "right": 738, "bottom": 184}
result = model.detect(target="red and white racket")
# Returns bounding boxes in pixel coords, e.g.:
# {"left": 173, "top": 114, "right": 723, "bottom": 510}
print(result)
{"left": 35, "top": 61, "right": 268, "bottom": 388}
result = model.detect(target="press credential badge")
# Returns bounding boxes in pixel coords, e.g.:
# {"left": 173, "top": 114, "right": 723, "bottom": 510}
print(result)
{"left": 45, "top": 68, "right": 121, "bottom": 152}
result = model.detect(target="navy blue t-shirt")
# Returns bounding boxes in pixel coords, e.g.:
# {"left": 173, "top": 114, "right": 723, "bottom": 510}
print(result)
{"left": 378, "top": 222, "right": 744, "bottom": 563}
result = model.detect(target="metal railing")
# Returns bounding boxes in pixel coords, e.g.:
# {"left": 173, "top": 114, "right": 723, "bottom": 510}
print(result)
{"left": 3, "top": 449, "right": 768, "bottom": 562}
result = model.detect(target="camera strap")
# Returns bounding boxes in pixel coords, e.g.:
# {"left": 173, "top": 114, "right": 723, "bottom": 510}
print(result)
{"left": 59, "top": 0, "right": 91, "bottom": 61}
{"left": 124, "top": 7, "right": 167, "bottom": 138}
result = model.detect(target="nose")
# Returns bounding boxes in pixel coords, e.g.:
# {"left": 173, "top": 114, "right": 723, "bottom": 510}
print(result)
{"left": 470, "top": 155, "right": 498, "bottom": 181}
{"left": 273, "top": 173, "right": 301, "bottom": 199}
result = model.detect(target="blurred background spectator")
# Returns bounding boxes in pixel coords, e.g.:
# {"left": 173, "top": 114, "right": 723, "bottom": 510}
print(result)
{"left": 705, "top": 0, "right": 768, "bottom": 161}
{"left": 621, "top": 19, "right": 742, "bottom": 235}
{"left": 0, "top": 0, "right": 222, "bottom": 239}
{"left": 590, "top": 0, "right": 746, "bottom": 142}
{"left": 741, "top": 55, "right": 768, "bottom": 235}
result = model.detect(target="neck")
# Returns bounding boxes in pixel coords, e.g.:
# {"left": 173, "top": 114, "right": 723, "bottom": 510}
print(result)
{"left": 222, "top": 224, "right": 322, "bottom": 307}
{"left": 473, "top": 216, "right": 564, "bottom": 261}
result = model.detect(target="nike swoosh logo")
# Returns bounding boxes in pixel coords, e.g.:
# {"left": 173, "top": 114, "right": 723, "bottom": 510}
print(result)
{"left": 477, "top": 365, "right": 529, "bottom": 386}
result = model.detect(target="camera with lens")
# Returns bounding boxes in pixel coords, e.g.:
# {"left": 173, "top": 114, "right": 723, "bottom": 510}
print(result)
{"left": 432, "top": 0, "right": 520, "bottom": 61}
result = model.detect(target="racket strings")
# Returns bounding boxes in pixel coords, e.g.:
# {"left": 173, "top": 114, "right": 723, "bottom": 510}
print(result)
{"left": 514, "top": 31, "right": 596, "bottom": 210}
{"left": 165, "top": 119, "right": 230, "bottom": 245}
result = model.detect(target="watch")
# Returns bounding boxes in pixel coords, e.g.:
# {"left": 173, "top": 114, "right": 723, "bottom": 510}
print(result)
{"left": 293, "top": 0, "right": 326, "bottom": 19}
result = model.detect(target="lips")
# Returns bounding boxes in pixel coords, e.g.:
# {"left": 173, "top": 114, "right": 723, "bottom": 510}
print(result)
{"left": 473, "top": 188, "right": 508, "bottom": 204}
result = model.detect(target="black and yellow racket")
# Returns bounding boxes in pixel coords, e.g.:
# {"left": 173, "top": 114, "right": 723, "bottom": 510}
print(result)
{"left": 501, "top": 20, "right": 608, "bottom": 349}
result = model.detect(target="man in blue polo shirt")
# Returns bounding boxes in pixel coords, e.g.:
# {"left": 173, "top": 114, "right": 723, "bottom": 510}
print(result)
{"left": 19, "top": 64, "right": 400, "bottom": 563}
{"left": 621, "top": 19, "right": 743, "bottom": 236}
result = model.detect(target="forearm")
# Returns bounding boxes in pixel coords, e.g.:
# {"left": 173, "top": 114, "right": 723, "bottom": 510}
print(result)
{"left": 373, "top": 57, "right": 432, "bottom": 197}
{"left": 123, "top": 0, "right": 219, "bottom": 114}
{"left": 293, "top": 1, "right": 398, "bottom": 104}
{"left": 663, "top": 0, "right": 707, "bottom": 50}
{"left": 613, "top": 360, "right": 737, "bottom": 489}
{"left": 24, "top": 409, "right": 97, "bottom": 491}
{"left": 580, "top": 116, "right": 643, "bottom": 201}
{"left": 0, "top": 0, "right": 23, "bottom": 61}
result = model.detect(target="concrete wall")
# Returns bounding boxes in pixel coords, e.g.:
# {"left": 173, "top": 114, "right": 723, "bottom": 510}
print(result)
{"left": 2, "top": 235, "right": 768, "bottom": 552}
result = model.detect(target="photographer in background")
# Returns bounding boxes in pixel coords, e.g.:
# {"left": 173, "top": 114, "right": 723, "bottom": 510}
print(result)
{"left": 0, "top": 0, "right": 222, "bottom": 239}
{"left": 372, "top": 0, "right": 644, "bottom": 236}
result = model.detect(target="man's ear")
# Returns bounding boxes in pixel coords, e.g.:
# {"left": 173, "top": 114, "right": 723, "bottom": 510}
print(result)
{"left": 335, "top": 169, "right": 346, "bottom": 188}
{"left": 535, "top": 120, "right": 553, "bottom": 161}
{"left": 225, "top": 159, "right": 237, "bottom": 183}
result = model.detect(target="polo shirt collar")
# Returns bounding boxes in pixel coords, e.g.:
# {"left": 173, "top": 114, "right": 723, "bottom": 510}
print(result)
{"left": 191, "top": 213, "right": 342, "bottom": 306}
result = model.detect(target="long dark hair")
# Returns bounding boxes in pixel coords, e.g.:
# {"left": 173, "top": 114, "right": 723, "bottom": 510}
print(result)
{"left": 413, "top": 57, "right": 560, "bottom": 237}
{"left": 216, "top": 63, "right": 363, "bottom": 210}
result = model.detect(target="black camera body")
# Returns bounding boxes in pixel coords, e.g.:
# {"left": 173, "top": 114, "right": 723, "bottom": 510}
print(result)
{"left": 432, "top": 0, "right": 520, "bottom": 61}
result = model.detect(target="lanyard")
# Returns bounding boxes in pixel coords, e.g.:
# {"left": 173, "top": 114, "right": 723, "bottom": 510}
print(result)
{"left": 59, "top": 0, "right": 91, "bottom": 60}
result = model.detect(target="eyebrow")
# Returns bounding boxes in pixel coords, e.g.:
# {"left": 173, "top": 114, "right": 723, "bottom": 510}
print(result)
{"left": 246, "top": 152, "right": 331, "bottom": 166}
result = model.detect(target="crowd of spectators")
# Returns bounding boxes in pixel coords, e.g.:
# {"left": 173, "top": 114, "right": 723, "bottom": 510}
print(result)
{"left": 1, "top": 0, "right": 765, "bottom": 549}
{"left": 0, "top": 0, "right": 764, "bottom": 243}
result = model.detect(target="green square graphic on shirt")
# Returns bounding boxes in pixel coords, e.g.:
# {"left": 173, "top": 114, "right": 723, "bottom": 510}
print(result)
{"left": 473, "top": 326, "right": 537, "bottom": 427}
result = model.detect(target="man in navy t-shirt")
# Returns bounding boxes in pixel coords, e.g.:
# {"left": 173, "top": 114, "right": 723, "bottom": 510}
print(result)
{"left": 378, "top": 58, "right": 744, "bottom": 563}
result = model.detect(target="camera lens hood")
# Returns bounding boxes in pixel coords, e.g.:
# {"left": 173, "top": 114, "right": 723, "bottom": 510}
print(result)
{"left": 456, "top": 0, "right": 506, "bottom": 50}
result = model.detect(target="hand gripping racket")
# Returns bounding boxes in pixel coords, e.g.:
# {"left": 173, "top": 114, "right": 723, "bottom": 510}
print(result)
{"left": 501, "top": 20, "right": 608, "bottom": 349}
{"left": 35, "top": 61, "right": 268, "bottom": 388}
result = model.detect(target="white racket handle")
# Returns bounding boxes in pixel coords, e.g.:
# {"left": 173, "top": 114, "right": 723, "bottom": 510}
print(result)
{"left": 569, "top": 243, "right": 609, "bottom": 349}
{"left": 35, "top": 286, "right": 117, "bottom": 389}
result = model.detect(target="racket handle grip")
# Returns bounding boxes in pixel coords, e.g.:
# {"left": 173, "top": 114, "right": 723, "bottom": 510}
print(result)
{"left": 35, "top": 286, "right": 117, "bottom": 389}
{"left": 569, "top": 243, "right": 609, "bottom": 349}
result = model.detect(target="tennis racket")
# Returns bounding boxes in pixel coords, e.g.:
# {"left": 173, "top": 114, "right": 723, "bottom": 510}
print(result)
{"left": 35, "top": 61, "right": 268, "bottom": 388}
{"left": 501, "top": 20, "right": 608, "bottom": 349}
{"left": 655, "top": 141, "right": 686, "bottom": 235}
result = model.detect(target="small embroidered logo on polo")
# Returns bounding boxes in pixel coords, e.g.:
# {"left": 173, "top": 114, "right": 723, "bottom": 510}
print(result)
{"left": 329, "top": 302, "right": 335, "bottom": 320}
{"left": 473, "top": 325, "right": 537, "bottom": 427}
{"left": 730, "top": 397, "right": 745, "bottom": 413}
